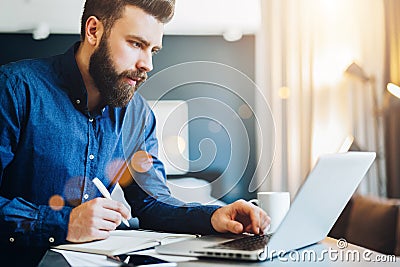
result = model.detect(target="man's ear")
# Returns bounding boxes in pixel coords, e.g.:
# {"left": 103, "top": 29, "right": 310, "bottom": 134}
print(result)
{"left": 84, "top": 16, "right": 104, "bottom": 46}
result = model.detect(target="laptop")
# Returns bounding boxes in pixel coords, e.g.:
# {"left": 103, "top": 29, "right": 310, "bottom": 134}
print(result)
{"left": 155, "top": 152, "right": 376, "bottom": 261}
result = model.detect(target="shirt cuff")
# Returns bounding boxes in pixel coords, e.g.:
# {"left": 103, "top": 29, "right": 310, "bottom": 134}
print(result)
{"left": 37, "top": 205, "right": 73, "bottom": 246}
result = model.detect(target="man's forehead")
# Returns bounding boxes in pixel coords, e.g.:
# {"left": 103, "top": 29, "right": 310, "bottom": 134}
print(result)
{"left": 117, "top": 5, "right": 164, "bottom": 46}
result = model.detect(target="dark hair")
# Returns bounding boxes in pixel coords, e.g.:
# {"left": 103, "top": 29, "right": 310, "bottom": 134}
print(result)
{"left": 80, "top": 0, "right": 175, "bottom": 40}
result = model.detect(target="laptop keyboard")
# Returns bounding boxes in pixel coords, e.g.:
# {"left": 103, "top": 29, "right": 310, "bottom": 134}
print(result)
{"left": 208, "top": 234, "right": 271, "bottom": 251}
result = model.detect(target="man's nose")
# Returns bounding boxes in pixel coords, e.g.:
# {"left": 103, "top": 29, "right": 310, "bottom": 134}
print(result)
{"left": 136, "top": 50, "right": 153, "bottom": 73}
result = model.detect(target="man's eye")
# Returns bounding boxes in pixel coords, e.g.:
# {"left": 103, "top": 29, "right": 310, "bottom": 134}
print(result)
{"left": 152, "top": 50, "right": 160, "bottom": 56}
{"left": 130, "top": 41, "right": 142, "bottom": 48}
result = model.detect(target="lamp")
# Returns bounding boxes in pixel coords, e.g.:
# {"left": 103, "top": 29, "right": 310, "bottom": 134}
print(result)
{"left": 344, "top": 62, "right": 379, "bottom": 116}
{"left": 345, "top": 62, "right": 370, "bottom": 82}
{"left": 344, "top": 62, "right": 380, "bottom": 113}
{"left": 344, "top": 62, "right": 384, "bottom": 195}
{"left": 387, "top": 82, "right": 400, "bottom": 99}
{"left": 344, "top": 62, "right": 378, "bottom": 113}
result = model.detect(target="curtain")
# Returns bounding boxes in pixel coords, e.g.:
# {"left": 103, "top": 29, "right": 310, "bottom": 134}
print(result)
{"left": 383, "top": 0, "right": 400, "bottom": 198}
{"left": 255, "top": 0, "right": 386, "bottom": 197}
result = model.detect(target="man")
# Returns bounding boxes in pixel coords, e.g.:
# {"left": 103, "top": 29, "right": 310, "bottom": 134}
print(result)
{"left": 0, "top": 0, "right": 269, "bottom": 264}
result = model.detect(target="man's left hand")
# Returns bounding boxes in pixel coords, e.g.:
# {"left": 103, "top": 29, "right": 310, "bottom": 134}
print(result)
{"left": 211, "top": 199, "right": 270, "bottom": 234}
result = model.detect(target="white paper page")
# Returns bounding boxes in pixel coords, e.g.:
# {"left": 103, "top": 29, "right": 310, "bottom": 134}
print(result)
{"left": 110, "top": 230, "right": 198, "bottom": 240}
{"left": 53, "top": 235, "right": 159, "bottom": 255}
{"left": 53, "top": 230, "right": 199, "bottom": 256}
{"left": 51, "top": 249, "right": 120, "bottom": 267}
{"left": 110, "top": 230, "right": 199, "bottom": 246}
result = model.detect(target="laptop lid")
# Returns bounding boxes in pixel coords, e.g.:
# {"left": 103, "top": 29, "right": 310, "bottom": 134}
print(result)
{"left": 156, "top": 152, "right": 375, "bottom": 261}
{"left": 266, "top": 151, "right": 375, "bottom": 255}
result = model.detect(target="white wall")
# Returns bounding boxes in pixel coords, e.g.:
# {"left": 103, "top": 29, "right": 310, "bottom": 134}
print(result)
{"left": 0, "top": 0, "right": 260, "bottom": 38}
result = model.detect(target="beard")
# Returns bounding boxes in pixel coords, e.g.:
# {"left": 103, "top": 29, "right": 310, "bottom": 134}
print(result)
{"left": 88, "top": 36, "right": 147, "bottom": 108}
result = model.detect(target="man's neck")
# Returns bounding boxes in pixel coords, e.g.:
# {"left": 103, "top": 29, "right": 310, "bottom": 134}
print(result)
{"left": 75, "top": 43, "right": 103, "bottom": 112}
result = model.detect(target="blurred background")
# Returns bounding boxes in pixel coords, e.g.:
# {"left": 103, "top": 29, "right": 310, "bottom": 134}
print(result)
{"left": 1, "top": 0, "right": 399, "bottom": 204}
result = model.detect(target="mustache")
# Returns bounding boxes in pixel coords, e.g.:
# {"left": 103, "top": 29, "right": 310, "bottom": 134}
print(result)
{"left": 120, "top": 70, "right": 148, "bottom": 84}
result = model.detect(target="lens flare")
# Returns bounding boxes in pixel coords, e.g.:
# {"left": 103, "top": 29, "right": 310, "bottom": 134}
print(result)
{"left": 131, "top": 150, "right": 153, "bottom": 173}
{"left": 48, "top": 195, "right": 65, "bottom": 211}
{"left": 278, "top": 86, "right": 291, "bottom": 99}
{"left": 208, "top": 120, "right": 222, "bottom": 133}
{"left": 238, "top": 104, "right": 253, "bottom": 119}
{"left": 106, "top": 159, "right": 134, "bottom": 188}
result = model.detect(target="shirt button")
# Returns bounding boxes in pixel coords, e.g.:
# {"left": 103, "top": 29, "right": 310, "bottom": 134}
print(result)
{"left": 9, "top": 237, "right": 14, "bottom": 243}
{"left": 76, "top": 99, "right": 81, "bottom": 104}
{"left": 89, "top": 154, "right": 95, "bottom": 160}
{"left": 49, "top": 237, "right": 55, "bottom": 243}
{"left": 89, "top": 118, "right": 94, "bottom": 122}
{"left": 83, "top": 194, "right": 89, "bottom": 200}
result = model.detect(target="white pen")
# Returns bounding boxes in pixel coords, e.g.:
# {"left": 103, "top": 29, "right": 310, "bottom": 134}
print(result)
{"left": 92, "top": 177, "right": 130, "bottom": 227}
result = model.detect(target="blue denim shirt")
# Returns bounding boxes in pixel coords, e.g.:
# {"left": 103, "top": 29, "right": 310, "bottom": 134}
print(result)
{"left": 0, "top": 43, "right": 220, "bottom": 249}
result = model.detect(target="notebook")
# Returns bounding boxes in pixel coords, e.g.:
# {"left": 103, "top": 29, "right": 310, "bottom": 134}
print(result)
{"left": 155, "top": 152, "right": 376, "bottom": 261}
{"left": 53, "top": 230, "right": 197, "bottom": 256}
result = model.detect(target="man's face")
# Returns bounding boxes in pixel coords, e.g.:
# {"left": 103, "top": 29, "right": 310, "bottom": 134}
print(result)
{"left": 89, "top": 5, "right": 164, "bottom": 108}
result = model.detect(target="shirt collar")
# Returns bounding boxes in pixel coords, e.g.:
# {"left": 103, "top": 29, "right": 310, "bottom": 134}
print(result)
{"left": 57, "top": 42, "right": 89, "bottom": 114}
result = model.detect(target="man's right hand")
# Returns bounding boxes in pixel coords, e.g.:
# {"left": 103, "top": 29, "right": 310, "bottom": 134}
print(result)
{"left": 66, "top": 198, "right": 131, "bottom": 243}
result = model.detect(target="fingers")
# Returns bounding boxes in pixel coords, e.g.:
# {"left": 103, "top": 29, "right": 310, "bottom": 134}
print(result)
{"left": 227, "top": 220, "right": 244, "bottom": 234}
{"left": 244, "top": 216, "right": 259, "bottom": 234}
{"left": 260, "top": 213, "right": 271, "bottom": 234}
{"left": 248, "top": 206, "right": 270, "bottom": 234}
{"left": 246, "top": 200, "right": 271, "bottom": 234}
{"left": 94, "top": 214, "right": 120, "bottom": 231}
{"left": 233, "top": 200, "right": 264, "bottom": 234}
{"left": 99, "top": 198, "right": 131, "bottom": 221}
{"left": 211, "top": 199, "right": 271, "bottom": 235}
{"left": 96, "top": 229, "right": 111, "bottom": 240}
{"left": 66, "top": 198, "right": 132, "bottom": 243}
{"left": 249, "top": 203, "right": 262, "bottom": 234}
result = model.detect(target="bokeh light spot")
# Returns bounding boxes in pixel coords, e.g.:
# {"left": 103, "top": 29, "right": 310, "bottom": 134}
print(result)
{"left": 106, "top": 159, "right": 134, "bottom": 188}
{"left": 131, "top": 150, "right": 153, "bottom": 173}
{"left": 238, "top": 104, "right": 253, "bottom": 119}
{"left": 208, "top": 121, "right": 222, "bottom": 133}
{"left": 49, "top": 195, "right": 65, "bottom": 211}
{"left": 278, "top": 86, "right": 291, "bottom": 99}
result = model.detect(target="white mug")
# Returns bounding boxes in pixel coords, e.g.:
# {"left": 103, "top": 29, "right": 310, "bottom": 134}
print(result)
{"left": 249, "top": 192, "right": 290, "bottom": 233}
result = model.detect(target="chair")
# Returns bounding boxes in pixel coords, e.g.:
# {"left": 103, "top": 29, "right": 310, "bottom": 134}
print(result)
{"left": 329, "top": 194, "right": 400, "bottom": 255}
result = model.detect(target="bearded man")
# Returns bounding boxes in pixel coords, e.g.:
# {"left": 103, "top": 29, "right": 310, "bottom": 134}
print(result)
{"left": 0, "top": 0, "right": 269, "bottom": 265}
